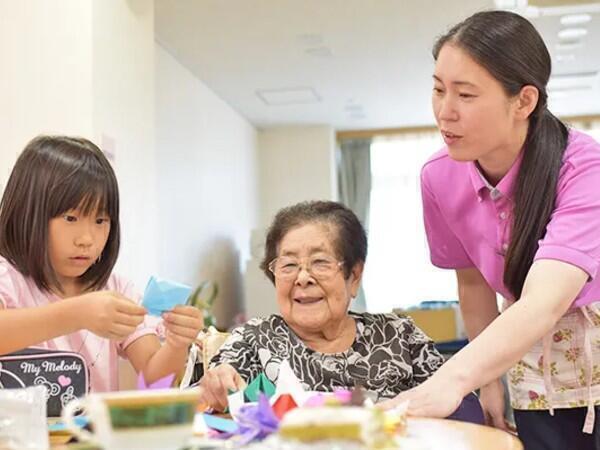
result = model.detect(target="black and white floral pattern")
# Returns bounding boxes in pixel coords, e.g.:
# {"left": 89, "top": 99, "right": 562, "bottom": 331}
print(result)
{"left": 209, "top": 312, "right": 444, "bottom": 401}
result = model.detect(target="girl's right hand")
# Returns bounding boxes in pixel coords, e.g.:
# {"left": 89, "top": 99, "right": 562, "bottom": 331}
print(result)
{"left": 198, "top": 363, "right": 246, "bottom": 411}
{"left": 77, "top": 291, "right": 147, "bottom": 340}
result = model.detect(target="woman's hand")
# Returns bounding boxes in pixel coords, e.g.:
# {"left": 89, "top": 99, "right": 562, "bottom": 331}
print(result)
{"left": 78, "top": 291, "right": 146, "bottom": 339}
{"left": 162, "top": 305, "right": 204, "bottom": 349}
{"left": 198, "top": 363, "right": 246, "bottom": 411}
{"left": 479, "top": 379, "right": 512, "bottom": 431}
{"left": 379, "top": 371, "right": 464, "bottom": 418}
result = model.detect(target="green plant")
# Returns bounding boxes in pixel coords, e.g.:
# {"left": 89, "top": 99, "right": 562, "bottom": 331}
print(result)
{"left": 187, "top": 280, "right": 218, "bottom": 328}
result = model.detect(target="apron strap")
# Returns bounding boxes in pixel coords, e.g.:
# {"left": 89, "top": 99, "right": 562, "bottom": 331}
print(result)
{"left": 542, "top": 333, "right": 554, "bottom": 416}
{"left": 580, "top": 307, "right": 595, "bottom": 434}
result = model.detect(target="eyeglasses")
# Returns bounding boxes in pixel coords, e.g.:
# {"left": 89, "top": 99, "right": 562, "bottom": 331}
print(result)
{"left": 268, "top": 255, "right": 344, "bottom": 281}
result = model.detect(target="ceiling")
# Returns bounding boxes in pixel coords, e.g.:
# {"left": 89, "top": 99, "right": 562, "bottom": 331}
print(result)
{"left": 155, "top": 0, "right": 600, "bottom": 131}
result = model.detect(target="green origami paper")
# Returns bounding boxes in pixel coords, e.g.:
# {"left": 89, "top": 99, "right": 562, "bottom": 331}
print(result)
{"left": 244, "top": 373, "right": 276, "bottom": 402}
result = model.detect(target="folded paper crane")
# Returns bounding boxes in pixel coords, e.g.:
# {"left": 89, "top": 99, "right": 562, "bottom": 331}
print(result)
{"left": 244, "top": 373, "right": 276, "bottom": 402}
{"left": 142, "top": 276, "right": 192, "bottom": 317}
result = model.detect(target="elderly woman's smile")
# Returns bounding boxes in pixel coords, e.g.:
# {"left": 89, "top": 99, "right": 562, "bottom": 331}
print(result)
{"left": 274, "top": 222, "right": 359, "bottom": 340}
{"left": 292, "top": 295, "right": 323, "bottom": 305}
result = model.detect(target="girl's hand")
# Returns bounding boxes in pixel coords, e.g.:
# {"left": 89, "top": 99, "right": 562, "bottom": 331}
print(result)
{"left": 198, "top": 363, "right": 246, "bottom": 411}
{"left": 162, "top": 305, "right": 203, "bottom": 349}
{"left": 79, "top": 291, "right": 147, "bottom": 340}
{"left": 379, "top": 371, "right": 464, "bottom": 418}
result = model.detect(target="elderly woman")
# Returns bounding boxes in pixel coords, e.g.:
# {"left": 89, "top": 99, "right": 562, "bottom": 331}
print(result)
{"left": 197, "top": 200, "right": 444, "bottom": 411}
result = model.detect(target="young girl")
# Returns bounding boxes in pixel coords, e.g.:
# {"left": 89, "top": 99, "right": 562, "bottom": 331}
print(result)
{"left": 0, "top": 135, "right": 203, "bottom": 392}
{"left": 382, "top": 10, "right": 600, "bottom": 450}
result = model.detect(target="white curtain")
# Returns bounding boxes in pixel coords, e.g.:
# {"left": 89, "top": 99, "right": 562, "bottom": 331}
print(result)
{"left": 364, "top": 131, "right": 457, "bottom": 313}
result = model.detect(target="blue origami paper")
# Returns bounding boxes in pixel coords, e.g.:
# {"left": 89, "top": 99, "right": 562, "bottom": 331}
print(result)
{"left": 141, "top": 276, "right": 192, "bottom": 317}
{"left": 203, "top": 414, "right": 239, "bottom": 433}
{"left": 48, "top": 416, "right": 89, "bottom": 432}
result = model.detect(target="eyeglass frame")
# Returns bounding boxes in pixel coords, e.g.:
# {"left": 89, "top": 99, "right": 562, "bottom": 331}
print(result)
{"left": 267, "top": 255, "right": 345, "bottom": 281}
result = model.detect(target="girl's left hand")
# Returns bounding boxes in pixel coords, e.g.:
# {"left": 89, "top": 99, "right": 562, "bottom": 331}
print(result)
{"left": 379, "top": 372, "right": 464, "bottom": 418}
{"left": 162, "top": 305, "right": 204, "bottom": 349}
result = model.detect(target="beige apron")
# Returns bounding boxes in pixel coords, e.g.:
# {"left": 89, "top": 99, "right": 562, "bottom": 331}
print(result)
{"left": 506, "top": 301, "right": 600, "bottom": 433}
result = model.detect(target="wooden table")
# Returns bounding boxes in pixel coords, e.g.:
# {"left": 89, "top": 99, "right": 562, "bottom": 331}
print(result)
{"left": 51, "top": 416, "right": 523, "bottom": 450}
{"left": 405, "top": 417, "right": 523, "bottom": 450}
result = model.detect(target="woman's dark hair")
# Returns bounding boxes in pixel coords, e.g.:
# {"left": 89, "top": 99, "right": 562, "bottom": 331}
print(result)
{"left": 0, "top": 135, "right": 120, "bottom": 293}
{"left": 433, "top": 10, "right": 569, "bottom": 299}
{"left": 260, "top": 201, "right": 367, "bottom": 284}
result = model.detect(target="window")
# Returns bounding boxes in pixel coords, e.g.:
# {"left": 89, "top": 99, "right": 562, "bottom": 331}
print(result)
{"left": 364, "top": 119, "right": 600, "bottom": 313}
{"left": 363, "top": 131, "right": 457, "bottom": 312}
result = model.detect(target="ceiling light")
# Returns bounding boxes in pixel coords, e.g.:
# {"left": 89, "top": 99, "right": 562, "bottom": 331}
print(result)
{"left": 548, "top": 91, "right": 570, "bottom": 100}
{"left": 493, "top": 0, "right": 527, "bottom": 9}
{"left": 344, "top": 104, "right": 363, "bottom": 112}
{"left": 560, "top": 13, "right": 592, "bottom": 26}
{"left": 548, "top": 84, "right": 593, "bottom": 92}
{"left": 256, "top": 87, "right": 321, "bottom": 106}
{"left": 304, "top": 47, "right": 333, "bottom": 58}
{"left": 555, "top": 53, "right": 575, "bottom": 63}
{"left": 349, "top": 113, "right": 366, "bottom": 120}
{"left": 555, "top": 42, "right": 583, "bottom": 51}
{"left": 548, "top": 71, "right": 598, "bottom": 92}
{"left": 297, "top": 34, "right": 323, "bottom": 46}
{"left": 558, "top": 27, "right": 588, "bottom": 41}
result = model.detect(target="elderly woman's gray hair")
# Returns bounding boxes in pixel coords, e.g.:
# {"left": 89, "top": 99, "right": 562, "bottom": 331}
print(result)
{"left": 260, "top": 201, "right": 368, "bottom": 283}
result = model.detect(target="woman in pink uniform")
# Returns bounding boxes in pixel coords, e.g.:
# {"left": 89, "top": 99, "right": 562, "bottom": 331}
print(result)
{"left": 382, "top": 10, "right": 600, "bottom": 450}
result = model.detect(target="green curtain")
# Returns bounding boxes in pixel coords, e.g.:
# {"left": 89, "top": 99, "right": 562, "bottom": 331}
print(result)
{"left": 337, "top": 138, "right": 372, "bottom": 312}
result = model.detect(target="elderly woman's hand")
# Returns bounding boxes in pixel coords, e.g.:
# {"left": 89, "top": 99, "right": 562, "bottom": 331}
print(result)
{"left": 198, "top": 363, "right": 246, "bottom": 411}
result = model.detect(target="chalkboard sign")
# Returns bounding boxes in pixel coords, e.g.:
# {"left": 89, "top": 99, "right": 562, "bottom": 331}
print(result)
{"left": 0, "top": 347, "right": 89, "bottom": 416}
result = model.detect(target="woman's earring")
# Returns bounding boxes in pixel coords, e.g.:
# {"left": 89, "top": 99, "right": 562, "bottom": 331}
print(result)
{"left": 96, "top": 254, "right": 102, "bottom": 264}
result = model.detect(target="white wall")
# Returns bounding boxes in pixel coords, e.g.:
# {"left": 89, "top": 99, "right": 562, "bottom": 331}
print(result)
{"left": 0, "top": 0, "right": 334, "bottom": 329}
{"left": 0, "top": 0, "right": 93, "bottom": 188}
{"left": 92, "top": 0, "right": 159, "bottom": 289}
{"left": 0, "top": 0, "right": 158, "bottom": 290}
{"left": 243, "top": 126, "right": 337, "bottom": 319}
{"left": 155, "top": 44, "right": 259, "bottom": 328}
{"left": 257, "top": 126, "right": 336, "bottom": 227}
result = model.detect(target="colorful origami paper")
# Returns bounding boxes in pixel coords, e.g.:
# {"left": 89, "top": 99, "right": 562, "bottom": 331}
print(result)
{"left": 141, "top": 276, "right": 192, "bottom": 317}
{"left": 229, "top": 394, "right": 279, "bottom": 445}
{"left": 272, "top": 393, "right": 297, "bottom": 419}
{"left": 244, "top": 373, "right": 275, "bottom": 402}
{"left": 227, "top": 389, "right": 245, "bottom": 417}
{"left": 202, "top": 414, "right": 239, "bottom": 433}
{"left": 136, "top": 372, "right": 175, "bottom": 390}
{"left": 270, "top": 360, "right": 310, "bottom": 406}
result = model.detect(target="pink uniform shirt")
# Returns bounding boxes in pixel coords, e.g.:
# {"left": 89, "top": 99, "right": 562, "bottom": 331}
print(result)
{"left": 422, "top": 129, "right": 600, "bottom": 308}
{"left": 0, "top": 256, "right": 157, "bottom": 392}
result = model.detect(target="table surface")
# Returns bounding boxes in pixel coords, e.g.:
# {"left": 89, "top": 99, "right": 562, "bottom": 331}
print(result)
{"left": 50, "top": 416, "right": 523, "bottom": 450}
{"left": 404, "top": 417, "right": 523, "bottom": 450}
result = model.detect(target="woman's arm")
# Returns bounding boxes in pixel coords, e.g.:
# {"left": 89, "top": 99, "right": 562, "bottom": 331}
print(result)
{"left": 383, "top": 259, "right": 587, "bottom": 417}
{"left": 447, "top": 259, "right": 585, "bottom": 393}
{"left": 456, "top": 268, "right": 507, "bottom": 429}
{"left": 456, "top": 268, "right": 499, "bottom": 340}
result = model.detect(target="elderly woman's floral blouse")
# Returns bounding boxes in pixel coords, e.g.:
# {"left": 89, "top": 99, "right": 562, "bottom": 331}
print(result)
{"left": 209, "top": 312, "right": 444, "bottom": 401}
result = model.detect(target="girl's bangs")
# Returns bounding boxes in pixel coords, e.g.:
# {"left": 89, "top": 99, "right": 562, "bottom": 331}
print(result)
{"left": 49, "top": 165, "right": 118, "bottom": 220}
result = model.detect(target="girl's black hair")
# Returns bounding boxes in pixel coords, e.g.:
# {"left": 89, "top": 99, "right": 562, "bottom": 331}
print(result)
{"left": 0, "top": 135, "right": 120, "bottom": 293}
